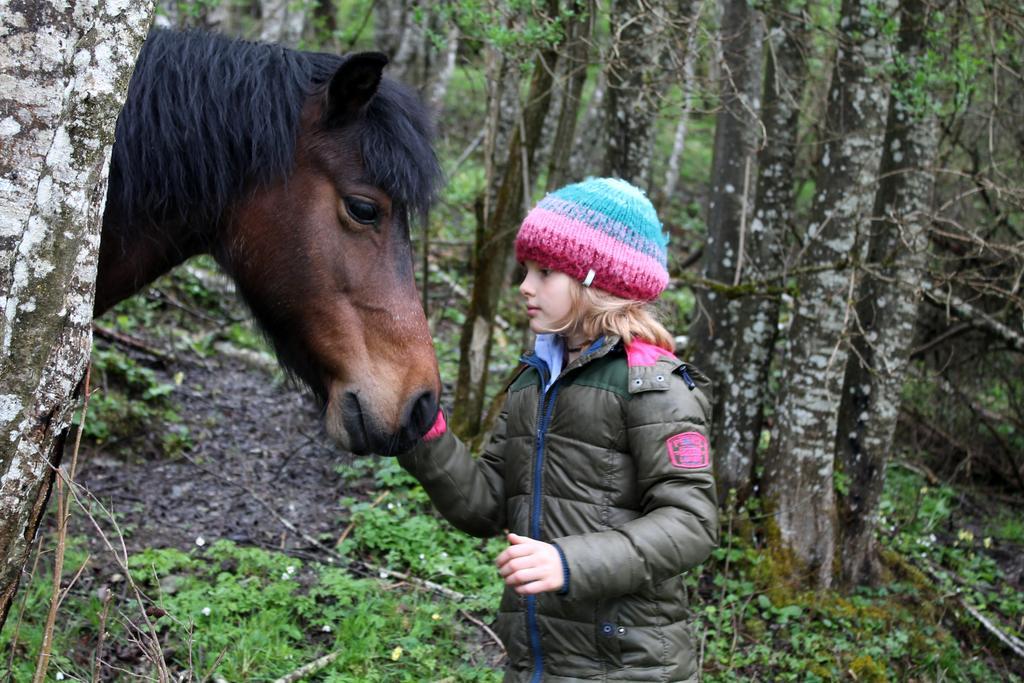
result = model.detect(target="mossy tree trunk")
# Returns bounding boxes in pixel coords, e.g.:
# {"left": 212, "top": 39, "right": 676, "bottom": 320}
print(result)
{"left": 451, "top": 0, "right": 560, "bottom": 439}
{"left": 712, "top": 0, "right": 810, "bottom": 503}
{"left": 760, "top": 0, "right": 897, "bottom": 589}
{"left": 835, "top": 0, "right": 945, "bottom": 588}
{"left": 0, "top": 0, "right": 154, "bottom": 629}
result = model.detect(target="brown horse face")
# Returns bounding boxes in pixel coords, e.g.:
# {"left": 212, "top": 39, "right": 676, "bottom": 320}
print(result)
{"left": 221, "top": 54, "right": 440, "bottom": 455}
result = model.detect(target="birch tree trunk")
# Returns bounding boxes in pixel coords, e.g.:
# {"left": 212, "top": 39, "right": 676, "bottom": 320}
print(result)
{"left": 426, "top": 22, "right": 460, "bottom": 113}
{"left": 835, "top": 0, "right": 943, "bottom": 587}
{"left": 0, "top": 0, "right": 154, "bottom": 628}
{"left": 569, "top": 68, "right": 606, "bottom": 181}
{"left": 761, "top": 0, "right": 897, "bottom": 589}
{"left": 661, "top": 0, "right": 704, "bottom": 203}
{"left": 260, "top": 0, "right": 307, "bottom": 46}
{"left": 714, "top": 1, "right": 808, "bottom": 501}
{"left": 601, "top": 0, "right": 674, "bottom": 187}
{"left": 688, "top": 0, "right": 764, "bottom": 488}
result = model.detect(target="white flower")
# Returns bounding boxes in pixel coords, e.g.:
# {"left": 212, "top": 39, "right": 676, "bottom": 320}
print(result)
{"left": 286, "top": 565, "right": 296, "bottom": 574}
{"left": 322, "top": 624, "right": 332, "bottom": 632}
{"left": 55, "top": 674, "right": 65, "bottom": 681}
{"left": 281, "top": 572, "right": 291, "bottom": 580}
{"left": 379, "top": 569, "right": 390, "bottom": 579}
{"left": 440, "top": 551, "right": 448, "bottom": 558}
{"left": 195, "top": 536, "right": 206, "bottom": 547}
{"left": 418, "top": 553, "right": 426, "bottom": 561}
{"left": 201, "top": 607, "right": 211, "bottom": 616}
{"left": 387, "top": 503, "right": 395, "bottom": 510}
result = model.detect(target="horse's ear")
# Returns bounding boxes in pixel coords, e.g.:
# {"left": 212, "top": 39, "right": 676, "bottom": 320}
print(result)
{"left": 324, "top": 52, "right": 389, "bottom": 126}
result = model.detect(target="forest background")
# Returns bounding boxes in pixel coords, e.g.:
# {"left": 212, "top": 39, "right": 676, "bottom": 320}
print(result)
{"left": 1, "top": 0, "right": 1023, "bottom": 680}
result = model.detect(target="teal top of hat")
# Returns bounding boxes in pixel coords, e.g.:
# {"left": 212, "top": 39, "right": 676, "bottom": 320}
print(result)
{"left": 542, "top": 177, "right": 668, "bottom": 259}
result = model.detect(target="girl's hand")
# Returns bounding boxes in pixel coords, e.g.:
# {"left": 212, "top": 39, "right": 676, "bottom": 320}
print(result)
{"left": 496, "top": 533, "right": 564, "bottom": 595}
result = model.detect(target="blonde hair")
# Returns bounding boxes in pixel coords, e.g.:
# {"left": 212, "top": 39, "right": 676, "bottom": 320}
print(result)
{"left": 548, "top": 279, "right": 675, "bottom": 352}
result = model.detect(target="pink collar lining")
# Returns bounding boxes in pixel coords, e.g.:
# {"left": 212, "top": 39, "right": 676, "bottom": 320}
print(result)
{"left": 625, "top": 339, "right": 678, "bottom": 367}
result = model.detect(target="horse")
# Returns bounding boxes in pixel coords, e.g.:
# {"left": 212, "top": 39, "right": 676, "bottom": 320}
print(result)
{"left": 94, "top": 28, "right": 443, "bottom": 456}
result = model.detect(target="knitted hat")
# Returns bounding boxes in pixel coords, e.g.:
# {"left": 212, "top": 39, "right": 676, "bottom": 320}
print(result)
{"left": 515, "top": 178, "right": 669, "bottom": 301}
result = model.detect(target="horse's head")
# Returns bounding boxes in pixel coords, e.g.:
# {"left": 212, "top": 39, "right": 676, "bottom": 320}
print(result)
{"left": 220, "top": 53, "right": 442, "bottom": 455}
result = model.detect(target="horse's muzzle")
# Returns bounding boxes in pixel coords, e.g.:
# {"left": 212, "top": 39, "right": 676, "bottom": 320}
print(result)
{"left": 340, "top": 389, "right": 438, "bottom": 456}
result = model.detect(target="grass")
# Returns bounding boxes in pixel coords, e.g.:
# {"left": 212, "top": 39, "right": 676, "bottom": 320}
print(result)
{"left": 5, "top": 459, "right": 1021, "bottom": 681}
{"left": 2, "top": 535, "right": 501, "bottom": 682}
{"left": 691, "top": 465, "right": 1022, "bottom": 681}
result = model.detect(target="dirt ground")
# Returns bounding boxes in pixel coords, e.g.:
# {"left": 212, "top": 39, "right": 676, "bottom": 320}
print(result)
{"left": 74, "top": 350, "right": 355, "bottom": 559}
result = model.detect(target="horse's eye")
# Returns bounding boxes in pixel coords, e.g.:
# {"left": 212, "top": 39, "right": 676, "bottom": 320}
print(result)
{"left": 343, "top": 197, "right": 379, "bottom": 225}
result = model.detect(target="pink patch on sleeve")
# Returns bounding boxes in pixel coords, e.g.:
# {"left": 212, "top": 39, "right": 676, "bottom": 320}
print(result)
{"left": 665, "top": 432, "right": 709, "bottom": 469}
{"left": 625, "top": 340, "right": 677, "bottom": 367}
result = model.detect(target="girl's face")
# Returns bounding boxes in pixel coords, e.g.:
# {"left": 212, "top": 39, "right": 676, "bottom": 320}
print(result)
{"left": 519, "top": 261, "right": 574, "bottom": 335}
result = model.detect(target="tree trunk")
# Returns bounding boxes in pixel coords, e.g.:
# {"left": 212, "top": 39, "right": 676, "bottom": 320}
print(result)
{"left": 426, "top": 22, "right": 460, "bottom": 113}
{"left": 374, "top": 0, "right": 408, "bottom": 58}
{"left": 835, "top": 0, "right": 943, "bottom": 588}
{"left": 260, "top": 0, "right": 306, "bottom": 46}
{"left": 601, "top": 0, "right": 674, "bottom": 187}
{"left": 687, "top": 0, "right": 764, "bottom": 495}
{"left": 761, "top": 0, "right": 897, "bottom": 589}
{"left": 688, "top": 0, "right": 764, "bottom": 377}
{"left": 713, "top": 1, "right": 808, "bottom": 502}
{"left": 569, "top": 68, "right": 606, "bottom": 181}
{"left": 661, "top": 0, "right": 704, "bottom": 204}
{"left": 312, "top": 0, "right": 340, "bottom": 50}
{"left": 0, "top": 0, "right": 154, "bottom": 629}
{"left": 452, "top": 7, "right": 560, "bottom": 438}
{"left": 545, "top": 0, "right": 594, "bottom": 191}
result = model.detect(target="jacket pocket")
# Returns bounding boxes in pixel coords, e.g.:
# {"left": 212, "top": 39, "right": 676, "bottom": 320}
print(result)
{"left": 595, "top": 616, "right": 623, "bottom": 667}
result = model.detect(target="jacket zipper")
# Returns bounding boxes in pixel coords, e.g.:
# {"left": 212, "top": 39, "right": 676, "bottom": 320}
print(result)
{"left": 521, "top": 354, "right": 561, "bottom": 682}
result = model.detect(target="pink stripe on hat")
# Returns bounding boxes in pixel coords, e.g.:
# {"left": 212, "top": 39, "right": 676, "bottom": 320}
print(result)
{"left": 516, "top": 209, "right": 669, "bottom": 301}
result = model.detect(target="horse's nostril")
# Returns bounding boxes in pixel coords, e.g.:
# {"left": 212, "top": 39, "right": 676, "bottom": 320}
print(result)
{"left": 408, "top": 390, "right": 438, "bottom": 438}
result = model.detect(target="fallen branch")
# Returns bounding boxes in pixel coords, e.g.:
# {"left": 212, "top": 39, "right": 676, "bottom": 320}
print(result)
{"left": 889, "top": 459, "right": 940, "bottom": 486}
{"left": 459, "top": 608, "right": 506, "bottom": 656}
{"left": 917, "top": 558, "right": 1024, "bottom": 660}
{"left": 961, "top": 601, "right": 1024, "bottom": 659}
{"left": 359, "top": 563, "right": 466, "bottom": 602}
{"left": 92, "top": 323, "right": 170, "bottom": 361}
{"left": 272, "top": 651, "right": 340, "bottom": 683}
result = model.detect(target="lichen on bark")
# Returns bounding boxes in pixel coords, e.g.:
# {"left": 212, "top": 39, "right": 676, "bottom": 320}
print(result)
{"left": 760, "top": 0, "right": 899, "bottom": 590}
{"left": 0, "top": 0, "right": 155, "bottom": 628}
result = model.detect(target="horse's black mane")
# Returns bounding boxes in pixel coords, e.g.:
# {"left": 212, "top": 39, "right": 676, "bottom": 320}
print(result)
{"left": 110, "top": 28, "right": 440, "bottom": 228}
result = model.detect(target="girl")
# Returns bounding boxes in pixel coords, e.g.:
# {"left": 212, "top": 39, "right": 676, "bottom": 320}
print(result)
{"left": 398, "top": 177, "right": 718, "bottom": 682}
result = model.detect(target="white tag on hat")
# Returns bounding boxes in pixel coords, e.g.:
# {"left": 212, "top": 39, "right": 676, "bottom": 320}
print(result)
{"left": 582, "top": 269, "right": 596, "bottom": 287}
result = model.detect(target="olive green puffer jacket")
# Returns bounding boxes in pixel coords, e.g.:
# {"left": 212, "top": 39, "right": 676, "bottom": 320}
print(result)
{"left": 398, "top": 336, "right": 718, "bottom": 682}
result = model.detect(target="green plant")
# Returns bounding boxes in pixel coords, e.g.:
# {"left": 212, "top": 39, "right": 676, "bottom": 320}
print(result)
{"left": 78, "top": 347, "right": 177, "bottom": 445}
